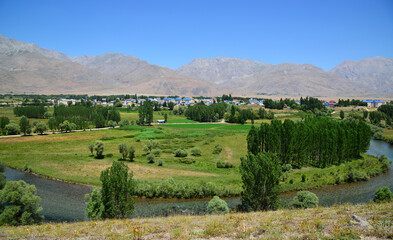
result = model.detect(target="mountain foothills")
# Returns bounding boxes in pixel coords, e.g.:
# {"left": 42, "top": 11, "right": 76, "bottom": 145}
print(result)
{"left": 1, "top": 34, "right": 392, "bottom": 97}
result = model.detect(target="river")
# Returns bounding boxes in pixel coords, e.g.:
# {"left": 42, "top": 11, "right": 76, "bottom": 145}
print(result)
{"left": 3, "top": 139, "right": 393, "bottom": 222}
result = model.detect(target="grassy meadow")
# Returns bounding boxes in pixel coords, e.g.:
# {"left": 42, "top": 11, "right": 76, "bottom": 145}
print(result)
{"left": 1, "top": 202, "right": 392, "bottom": 239}
{"left": 0, "top": 110, "right": 387, "bottom": 197}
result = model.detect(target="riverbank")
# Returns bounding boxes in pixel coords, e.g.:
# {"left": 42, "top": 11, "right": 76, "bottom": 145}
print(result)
{"left": 1, "top": 201, "right": 392, "bottom": 239}
{"left": 0, "top": 123, "right": 389, "bottom": 198}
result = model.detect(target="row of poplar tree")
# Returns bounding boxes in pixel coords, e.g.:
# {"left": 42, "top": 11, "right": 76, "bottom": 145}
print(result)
{"left": 246, "top": 116, "right": 372, "bottom": 168}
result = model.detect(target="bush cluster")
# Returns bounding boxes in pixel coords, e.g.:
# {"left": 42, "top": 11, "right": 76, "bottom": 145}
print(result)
{"left": 216, "top": 161, "right": 234, "bottom": 168}
{"left": 134, "top": 179, "right": 240, "bottom": 199}
{"left": 373, "top": 187, "right": 393, "bottom": 203}
{"left": 174, "top": 149, "right": 188, "bottom": 157}
{"left": 291, "top": 191, "right": 319, "bottom": 209}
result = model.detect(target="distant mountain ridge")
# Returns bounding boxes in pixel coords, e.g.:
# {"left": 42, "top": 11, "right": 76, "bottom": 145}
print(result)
{"left": 177, "top": 57, "right": 391, "bottom": 97}
{"left": 0, "top": 34, "right": 392, "bottom": 97}
{"left": 0, "top": 35, "right": 222, "bottom": 96}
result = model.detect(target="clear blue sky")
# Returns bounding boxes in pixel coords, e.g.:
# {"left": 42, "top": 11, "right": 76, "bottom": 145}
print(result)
{"left": 1, "top": 0, "right": 392, "bottom": 70}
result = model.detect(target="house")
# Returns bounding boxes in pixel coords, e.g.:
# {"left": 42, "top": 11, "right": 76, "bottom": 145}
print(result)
{"left": 363, "top": 100, "right": 385, "bottom": 108}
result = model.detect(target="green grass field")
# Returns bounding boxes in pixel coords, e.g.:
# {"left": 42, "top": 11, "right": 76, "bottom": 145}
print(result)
{"left": 0, "top": 120, "right": 386, "bottom": 197}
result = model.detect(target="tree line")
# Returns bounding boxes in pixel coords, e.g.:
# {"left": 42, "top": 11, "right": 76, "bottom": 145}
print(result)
{"left": 13, "top": 106, "right": 46, "bottom": 119}
{"left": 185, "top": 102, "right": 226, "bottom": 122}
{"left": 247, "top": 117, "right": 371, "bottom": 168}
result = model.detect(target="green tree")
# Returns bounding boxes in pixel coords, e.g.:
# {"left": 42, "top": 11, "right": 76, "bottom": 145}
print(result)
{"left": 35, "top": 122, "right": 47, "bottom": 135}
{"left": 100, "top": 161, "right": 135, "bottom": 218}
{"left": 19, "top": 116, "right": 30, "bottom": 135}
{"left": 340, "top": 110, "right": 345, "bottom": 120}
{"left": 168, "top": 102, "right": 175, "bottom": 110}
{"left": 0, "top": 116, "right": 10, "bottom": 134}
{"left": 207, "top": 196, "right": 229, "bottom": 214}
{"left": 138, "top": 100, "right": 153, "bottom": 125}
{"left": 118, "top": 143, "right": 129, "bottom": 160}
{"left": 48, "top": 117, "right": 57, "bottom": 133}
{"left": 94, "top": 141, "right": 104, "bottom": 159}
{"left": 5, "top": 123, "right": 20, "bottom": 135}
{"left": 85, "top": 187, "right": 104, "bottom": 220}
{"left": 0, "top": 181, "right": 43, "bottom": 226}
{"left": 164, "top": 113, "right": 168, "bottom": 122}
{"left": 107, "top": 120, "right": 116, "bottom": 128}
{"left": 363, "top": 111, "right": 369, "bottom": 120}
{"left": 127, "top": 146, "right": 136, "bottom": 162}
{"left": 240, "top": 153, "right": 282, "bottom": 211}
{"left": 94, "top": 112, "right": 106, "bottom": 128}
{"left": 88, "top": 143, "right": 94, "bottom": 156}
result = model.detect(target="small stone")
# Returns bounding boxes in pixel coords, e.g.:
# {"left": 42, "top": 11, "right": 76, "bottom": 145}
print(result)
{"left": 350, "top": 215, "right": 371, "bottom": 228}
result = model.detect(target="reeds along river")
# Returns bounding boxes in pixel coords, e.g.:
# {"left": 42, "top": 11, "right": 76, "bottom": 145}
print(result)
{"left": 3, "top": 139, "right": 393, "bottom": 222}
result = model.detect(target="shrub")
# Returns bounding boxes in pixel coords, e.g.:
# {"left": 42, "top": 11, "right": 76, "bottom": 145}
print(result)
{"left": 174, "top": 149, "right": 188, "bottom": 157}
{"left": 345, "top": 165, "right": 369, "bottom": 183}
{"left": 289, "top": 179, "right": 294, "bottom": 184}
{"left": 147, "top": 153, "right": 155, "bottom": 163}
{"left": 105, "top": 153, "right": 113, "bottom": 158}
{"left": 23, "top": 163, "right": 31, "bottom": 173}
{"left": 282, "top": 164, "right": 292, "bottom": 172}
{"left": 119, "top": 119, "right": 130, "bottom": 127}
{"left": 217, "top": 161, "right": 235, "bottom": 168}
{"left": 191, "top": 147, "right": 202, "bottom": 156}
{"left": 291, "top": 191, "right": 319, "bottom": 209}
{"left": 94, "top": 141, "right": 104, "bottom": 159}
{"left": 152, "top": 149, "right": 161, "bottom": 157}
{"left": 373, "top": 187, "right": 393, "bottom": 203}
{"left": 0, "top": 180, "right": 43, "bottom": 225}
{"left": 379, "top": 155, "right": 391, "bottom": 172}
{"left": 158, "top": 159, "right": 163, "bottom": 166}
{"left": 301, "top": 174, "right": 306, "bottom": 182}
{"left": 178, "top": 158, "right": 195, "bottom": 164}
{"left": 207, "top": 196, "right": 229, "bottom": 214}
{"left": 374, "top": 131, "right": 384, "bottom": 140}
{"left": 213, "top": 144, "right": 223, "bottom": 154}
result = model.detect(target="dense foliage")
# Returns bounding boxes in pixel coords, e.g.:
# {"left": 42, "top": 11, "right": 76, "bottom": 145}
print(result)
{"left": 336, "top": 99, "right": 367, "bottom": 107}
{"left": 373, "top": 187, "right": 393, "bottom": 203}
{"left": 263, "top": 98, "right": 298, "bottom": 110}
{"left": 240, "top": 153, "right": 282, "bottom": 211}
{"left": 85, "top": 161, "right": 135, "bottom": 219}
{"left": 291, "top": 191, "right": 319, "bottom": 209}
{"left": 300, "top": 96, "right": 325, "bottom": 112}
{"left": 0, "top": 181, "right": 43, "bottom": 226}
{"left": 247, "top": 117, "right": 371, "bottom": 168}
{"left": 13, "top": 106, "right": 46, "bottom": 118}
{"left": 138, "top": 100, "right": 153, "bottom": 125}
{"left": 185, "top": 102, "right": 226, "bottom": 122}
{"left": 207, "top": 196, "right": 229, "bottom": 214}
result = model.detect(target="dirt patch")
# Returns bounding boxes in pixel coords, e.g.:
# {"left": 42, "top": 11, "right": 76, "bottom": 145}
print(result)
{"left": 225, "top": 147, "right": 233, "bottom": 161}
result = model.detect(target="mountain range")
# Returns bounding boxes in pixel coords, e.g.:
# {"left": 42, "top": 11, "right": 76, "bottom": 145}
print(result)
{"left": 1, "top": 34, "right": 392, "bottom": 97}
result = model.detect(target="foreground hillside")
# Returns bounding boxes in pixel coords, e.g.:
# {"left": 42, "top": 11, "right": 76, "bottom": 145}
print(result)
{"left": 1, "top": 202, "right": 392, "bottom": 239}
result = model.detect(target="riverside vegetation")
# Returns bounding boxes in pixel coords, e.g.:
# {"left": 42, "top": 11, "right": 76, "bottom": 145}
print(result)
{"left": 0, "top": 121, "right": 389, "bottom": 199}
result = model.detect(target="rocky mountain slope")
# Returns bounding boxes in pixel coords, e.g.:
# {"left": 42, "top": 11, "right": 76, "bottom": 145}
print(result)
{"left": 0, "top": 35, "right": 222, "bottom": 96}
{"left": 177, "top": 57, "right": 388, "bottom": 97}
{"left": 329, "top": 56, "right": 393, "bottom": 95}
{"left": 1, "top": 34, "right": 392, "bottom": 97}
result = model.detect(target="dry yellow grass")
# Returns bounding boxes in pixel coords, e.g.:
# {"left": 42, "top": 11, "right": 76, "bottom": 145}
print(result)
{"left": 1, "top": 202, "right": 392, "bottom": 239}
